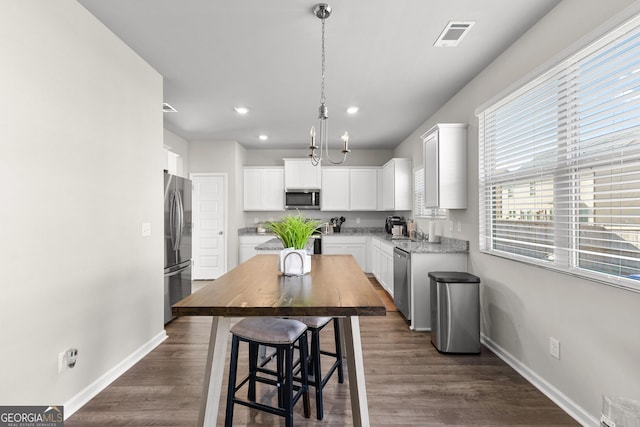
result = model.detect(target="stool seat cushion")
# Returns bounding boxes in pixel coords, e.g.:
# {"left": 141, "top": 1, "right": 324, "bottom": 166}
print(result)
{"left": 231, "top": 318, "right": 307, "bottom": 344}
{"left": 288, "top": 316, "right": 332, "bottom": 329}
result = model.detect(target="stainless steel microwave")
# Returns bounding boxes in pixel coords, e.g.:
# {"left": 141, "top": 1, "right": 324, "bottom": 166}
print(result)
{"left": 285, "top": 190, "right": 320, "bottom": 210}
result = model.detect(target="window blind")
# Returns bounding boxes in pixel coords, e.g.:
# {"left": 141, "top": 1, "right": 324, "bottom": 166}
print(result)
{"left": 478, "top": 14, "right": 640, "bottom": 290}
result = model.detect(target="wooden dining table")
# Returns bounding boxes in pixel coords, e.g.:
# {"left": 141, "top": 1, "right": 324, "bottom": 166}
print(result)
{"left": 172, "top": 254, "right": 387, "bottom": 427}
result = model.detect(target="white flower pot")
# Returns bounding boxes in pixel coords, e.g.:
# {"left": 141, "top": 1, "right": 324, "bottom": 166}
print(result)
{"left": 279, "top": 248, "right": 311, "bottom": 276}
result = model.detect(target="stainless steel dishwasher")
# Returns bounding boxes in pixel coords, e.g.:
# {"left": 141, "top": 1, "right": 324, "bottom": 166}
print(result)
{"left": 393, "top": 247, "right": 411, "bottom": 320}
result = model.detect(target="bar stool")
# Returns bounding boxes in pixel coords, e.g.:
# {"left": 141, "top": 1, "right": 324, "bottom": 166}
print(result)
{"left": 290, "top": 316, "right": 344, "bottom": 420}
{"left": 225, "top": 317, "right": 310, "bottom": 427}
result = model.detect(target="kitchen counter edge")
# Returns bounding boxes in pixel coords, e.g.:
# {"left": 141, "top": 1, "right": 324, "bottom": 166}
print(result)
{"left": 240, "top": 227, "right": 468, "bottom": 254}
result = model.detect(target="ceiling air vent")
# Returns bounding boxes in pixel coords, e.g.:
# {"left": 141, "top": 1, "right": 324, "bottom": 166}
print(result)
{"left": 163, "top": 102, "right": 178, "bottom": 113}
{"left": 434, "top": 21, "right": 475, "bottom": 47}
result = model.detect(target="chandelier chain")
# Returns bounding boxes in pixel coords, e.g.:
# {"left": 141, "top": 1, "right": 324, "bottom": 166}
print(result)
{"left": 320, "top": 17, "right": 326, "bottom": 105}
{"left": 309, "top": 3, "right": 349, "bottom": 166}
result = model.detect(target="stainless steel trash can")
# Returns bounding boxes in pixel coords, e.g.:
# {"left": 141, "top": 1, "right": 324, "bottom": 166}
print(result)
{"left": 429, "top": 271, "right": 480, "bottom": 354}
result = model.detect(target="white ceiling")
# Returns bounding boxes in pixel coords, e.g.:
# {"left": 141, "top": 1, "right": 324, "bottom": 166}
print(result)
{"left": 78, "top": 0, "right": 560, "bottom": 150}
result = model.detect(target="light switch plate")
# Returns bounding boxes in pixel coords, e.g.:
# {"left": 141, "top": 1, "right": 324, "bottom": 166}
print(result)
{"left": 549, "top": 337, "right": 560, "bottom": 359}
{"left": 141, "top": 222, "right": 151, "bottom": 237}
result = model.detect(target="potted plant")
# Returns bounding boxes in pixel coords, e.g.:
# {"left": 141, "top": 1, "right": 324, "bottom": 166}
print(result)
{"left": 264, "top": 213, "right": 321, "bottom": 276}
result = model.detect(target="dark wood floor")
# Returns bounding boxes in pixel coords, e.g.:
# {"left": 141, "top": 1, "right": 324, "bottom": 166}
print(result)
{"left": 67, "top": 281, "right": 578, "bottom": 426}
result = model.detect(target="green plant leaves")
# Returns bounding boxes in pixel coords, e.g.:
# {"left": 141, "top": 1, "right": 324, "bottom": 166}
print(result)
{"left": 264, "top": 212, "right": 321, "bottom": 250}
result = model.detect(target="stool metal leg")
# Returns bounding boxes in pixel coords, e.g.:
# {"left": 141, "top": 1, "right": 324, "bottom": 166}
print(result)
{"left": 224, "top": 336, "right": 240, "bottom": 427}
{"left": 310, "top": 329, "right": 324, "bottom": 419}
{"left": 248, "top": 341, "right": 258, "bottom": 401}
{"left": 299, "top": 333, "right": 311, "bottom": 419}
{"left": 284, "top": 343, "right": 294, "bottom": 427}
{"left": 333, "top": 318, "right": 344, "bottom": 383}
{"left": 277, "top": 347, "right": 285, "bottom": 408}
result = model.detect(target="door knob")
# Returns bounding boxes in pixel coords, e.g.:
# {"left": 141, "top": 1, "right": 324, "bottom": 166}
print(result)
{"left": 219, "top": 231, "right": 223, "bottom": 235}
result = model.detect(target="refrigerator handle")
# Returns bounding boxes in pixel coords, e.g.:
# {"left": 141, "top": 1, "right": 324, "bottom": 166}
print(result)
{"left": 176, "top": 190, "right": 184, "bottom": 249}
{"left": 165, "top": 261, "right": 191, "bottom": 277}
{"left": 169, "top": 191, "right": 178, "bottom": 251}
{"left": 171, "top": 190, "right": 182, "bottom": 252}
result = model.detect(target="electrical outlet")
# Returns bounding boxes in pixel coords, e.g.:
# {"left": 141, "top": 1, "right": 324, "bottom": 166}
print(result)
{"left": 356, "top": 217, "right": 361, "bottom": 224}
{"left": 549, "top": 337, "right": 560, "bottom": 359}
{"left": 67, "top": 348, "right": 78, "bottom": 368}
{"left": 58, "top": 348, "right": 79, "bottom": 373}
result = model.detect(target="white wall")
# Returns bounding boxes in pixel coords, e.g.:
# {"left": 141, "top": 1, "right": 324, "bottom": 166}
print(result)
{"left": 0, "top": 0, "right": 164, "bottom": 413}
{"left": 394, "top": 0, "right": 640, "bottom": 424}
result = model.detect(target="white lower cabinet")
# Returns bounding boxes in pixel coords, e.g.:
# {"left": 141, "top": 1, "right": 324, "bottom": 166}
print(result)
{"left": 409, "top": 252, "right": 467, "bottom": 331}
{"left": 321, "top": 235, "right": 368, "bottom": 272}
{"left": 371, "top": 237, "right": 380, "bottom": 278}
{"left": 370, "top": 236, "right": 468, "bottom": 330}
{"left": 371, "top": 237, "right": 394, "bottom": 296}
{"left": 380, "top": 240, "right": 394, "bottom": 297}
{"left": 238, "top": 235, "right": 274, "bottom": 264}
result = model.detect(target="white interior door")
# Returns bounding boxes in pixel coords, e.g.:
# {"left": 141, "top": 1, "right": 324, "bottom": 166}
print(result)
{"left": 191, "top": 174, "right": 227, "bottom": 280}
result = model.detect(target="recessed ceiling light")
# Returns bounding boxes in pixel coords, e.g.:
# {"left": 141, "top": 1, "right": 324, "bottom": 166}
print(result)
{"left": 258, "top": 135, "right": 268, "bottom": 141}
{"left": 234, "top": 106, "right": 249, "bottom": 114}
{"left": 346, "top": 106, "right": 359, "bottom": 114}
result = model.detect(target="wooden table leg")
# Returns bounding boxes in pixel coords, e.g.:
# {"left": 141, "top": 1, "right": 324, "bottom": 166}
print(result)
{"left": 340, "top": 316, "right": 370, "bottom": 427}
{"left": 198, "top": 316, "right": 230, "bottom": 427}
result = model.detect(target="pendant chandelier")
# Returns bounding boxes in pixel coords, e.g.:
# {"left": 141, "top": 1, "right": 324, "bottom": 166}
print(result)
{"left": 308, "top": 3, "right": 350, "bottom": 166}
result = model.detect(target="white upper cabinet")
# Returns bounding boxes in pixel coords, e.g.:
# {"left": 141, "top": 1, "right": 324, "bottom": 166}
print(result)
{"left": 321, "top": 167, "right": 378, "bottom": 211}
{"left": 421, "top": 123, "right": 467, "bottom": 209}
{"left": 381, "top": 158, "right": 412, "bottom": 211}
{"left": 321, "top": 168, "right": 350, "bottom": 210}
{"left": 284, "top": 158, "right": 321, "bottom": 190}
{"left": 243, "top": 167, "right": 284, "bottom": 211}
{"left": 349, "top": 168, "right": 378, "bottom": 210}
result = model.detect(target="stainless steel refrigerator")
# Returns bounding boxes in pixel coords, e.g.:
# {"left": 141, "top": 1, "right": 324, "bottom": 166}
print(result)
{"left": 164, "top": 172, "right": 192, "bottom": 324}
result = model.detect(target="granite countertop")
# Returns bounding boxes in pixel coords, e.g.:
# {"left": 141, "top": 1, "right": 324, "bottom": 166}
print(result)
{"left": 246, "top": 226, "right": 468, "bottom": 254}
{"left": 255, "top": 237, "right": 315, "bottom": 253}
{"left": 238, "top": 226, "right": 385, "bottom": 236}
{"left": 388, "top": 236, "right": 468, "bottom": 254}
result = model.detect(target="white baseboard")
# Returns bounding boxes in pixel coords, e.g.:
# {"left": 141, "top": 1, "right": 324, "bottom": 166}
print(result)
{"left": 481, "top": 334, "right": 598, "bottom": 427}
{"left": 63, "top": 330, "right": 168, "bottom": 419}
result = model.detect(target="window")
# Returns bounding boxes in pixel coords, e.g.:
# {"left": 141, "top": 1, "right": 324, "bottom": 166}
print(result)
{"left": 414, "top": 168, "right": 446, "bottom": 219}
{"left": 478, "top": 14, "right": 640, "bottom": 290}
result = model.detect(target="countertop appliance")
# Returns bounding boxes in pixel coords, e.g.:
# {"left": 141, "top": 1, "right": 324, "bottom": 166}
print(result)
{"left": 285, "top": 190, "right": 320, "bottom": 210}
{"left": 164, "top": 172, "right": 192, "bottom": 324}
{"left": 393, "top": 247, "right": 411, "bottom": 320}
{"left": 385, "top": 216, "right": 407, "bottom": 237}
